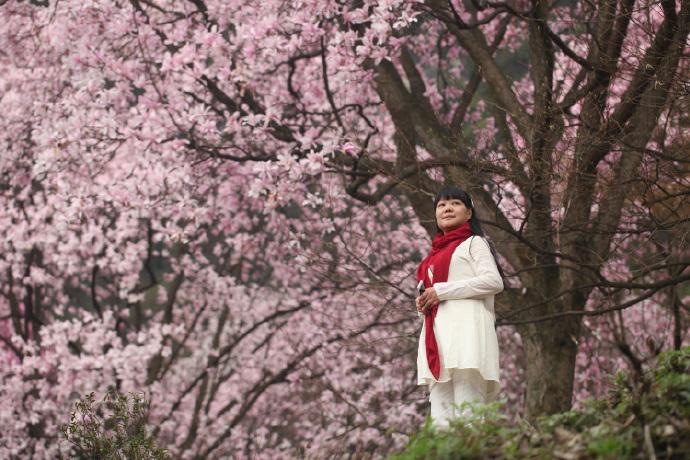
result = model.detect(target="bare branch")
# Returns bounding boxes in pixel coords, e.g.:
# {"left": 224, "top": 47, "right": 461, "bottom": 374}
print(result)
{"left": 320, "top": 37, "right": 346, "bottom": 133}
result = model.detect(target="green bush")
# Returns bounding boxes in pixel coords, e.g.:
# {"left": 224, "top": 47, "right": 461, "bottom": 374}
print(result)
{"left": 392, "top": 347, "right": 690, "bottom": 459}
{"left": 60, "top": 388, "right": 169, "bottom": 460}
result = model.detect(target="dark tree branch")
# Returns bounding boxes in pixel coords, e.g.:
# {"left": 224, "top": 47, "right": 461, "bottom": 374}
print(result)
{"left": 546, "top": 28, "right": 593, "bottom": 71}
{"left": 90, "top": 265, "right": 102, "bottom": 319}
{"left": 499, "top": 283, "right": 669, "bottom": 326}
{"left": 436, "top": 5, "right": 534, "bottom": 140}
{"left": 320, "top": 37, "right": 346, "bottom": 133}
{"left": 449, "top": 14, "right": 511, "bottom": 133}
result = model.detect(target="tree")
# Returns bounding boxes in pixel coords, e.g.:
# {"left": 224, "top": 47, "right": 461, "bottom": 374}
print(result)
{"left": 349, "top": 0, "right": 690, "bottom": 417}
{"left": 0, "top": 0, "right": 688, "bottom": 457}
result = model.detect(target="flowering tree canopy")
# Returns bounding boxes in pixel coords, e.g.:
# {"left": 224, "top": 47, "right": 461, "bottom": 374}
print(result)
{"left": 0, "top": 0, "right": 688, "bottom": 457}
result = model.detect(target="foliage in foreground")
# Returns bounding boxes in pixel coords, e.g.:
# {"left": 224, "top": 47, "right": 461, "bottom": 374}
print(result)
{"left": 60, "top": 389, "right": 169, "bottom": 460}
{"left": 393, "top": 347, "right": 690, "bottom": 459}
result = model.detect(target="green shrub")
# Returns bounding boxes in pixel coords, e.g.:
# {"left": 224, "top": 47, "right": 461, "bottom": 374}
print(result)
{"left": 392, "top": 347, "right": 690, "bottom": 459}
{"left": 60, "top": 388, "right": 169, "bottom": 460}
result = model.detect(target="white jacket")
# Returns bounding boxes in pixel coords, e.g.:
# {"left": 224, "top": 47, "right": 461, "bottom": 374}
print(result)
{"left": 417, "top": 236, "right": 503, "bottom": 399}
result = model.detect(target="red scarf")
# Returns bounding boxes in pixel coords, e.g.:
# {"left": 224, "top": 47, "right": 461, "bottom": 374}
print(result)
{"left": 416, "top": 222, "right": 473, "bottom": 379}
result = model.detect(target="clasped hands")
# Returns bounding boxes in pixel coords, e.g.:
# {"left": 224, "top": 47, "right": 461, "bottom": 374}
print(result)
{"left": 416, "top": 287, "right": 440, "bottom": 315}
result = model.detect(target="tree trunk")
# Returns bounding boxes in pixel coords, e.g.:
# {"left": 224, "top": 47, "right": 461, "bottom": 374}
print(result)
{"left": 518, "top": 317, "right": 581, "bottom": 419}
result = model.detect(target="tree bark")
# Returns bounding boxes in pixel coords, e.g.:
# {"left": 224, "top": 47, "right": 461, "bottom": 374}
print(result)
{"left": 518, "top": 318, "right": 581, "bottom": 417}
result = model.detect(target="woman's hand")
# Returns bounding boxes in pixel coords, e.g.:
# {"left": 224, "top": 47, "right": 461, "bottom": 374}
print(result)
{"left": 416, "top": 287, "right": 440, "bottom": 315}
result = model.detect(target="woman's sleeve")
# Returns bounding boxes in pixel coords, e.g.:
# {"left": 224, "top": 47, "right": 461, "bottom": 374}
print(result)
{"left": 433, "top": 237, "right": 503, "bottom": 301}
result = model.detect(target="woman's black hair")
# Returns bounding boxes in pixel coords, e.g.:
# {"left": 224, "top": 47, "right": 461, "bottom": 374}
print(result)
{"left": 433, "top": 185, "right": 506, "bottom": 281}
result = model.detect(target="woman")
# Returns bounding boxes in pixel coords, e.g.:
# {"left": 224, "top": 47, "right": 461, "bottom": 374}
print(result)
{"left": 415, "top": 186, "right": 503, "bottom": 428}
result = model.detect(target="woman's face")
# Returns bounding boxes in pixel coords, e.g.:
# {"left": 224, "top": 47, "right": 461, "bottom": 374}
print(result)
{"left": 435, "top": 198, "right": 472, "bottom": 233}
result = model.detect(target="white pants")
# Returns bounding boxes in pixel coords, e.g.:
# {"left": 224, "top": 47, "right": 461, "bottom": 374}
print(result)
{"left": 429, "top": 368, "right": 487, "bottom": 428}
